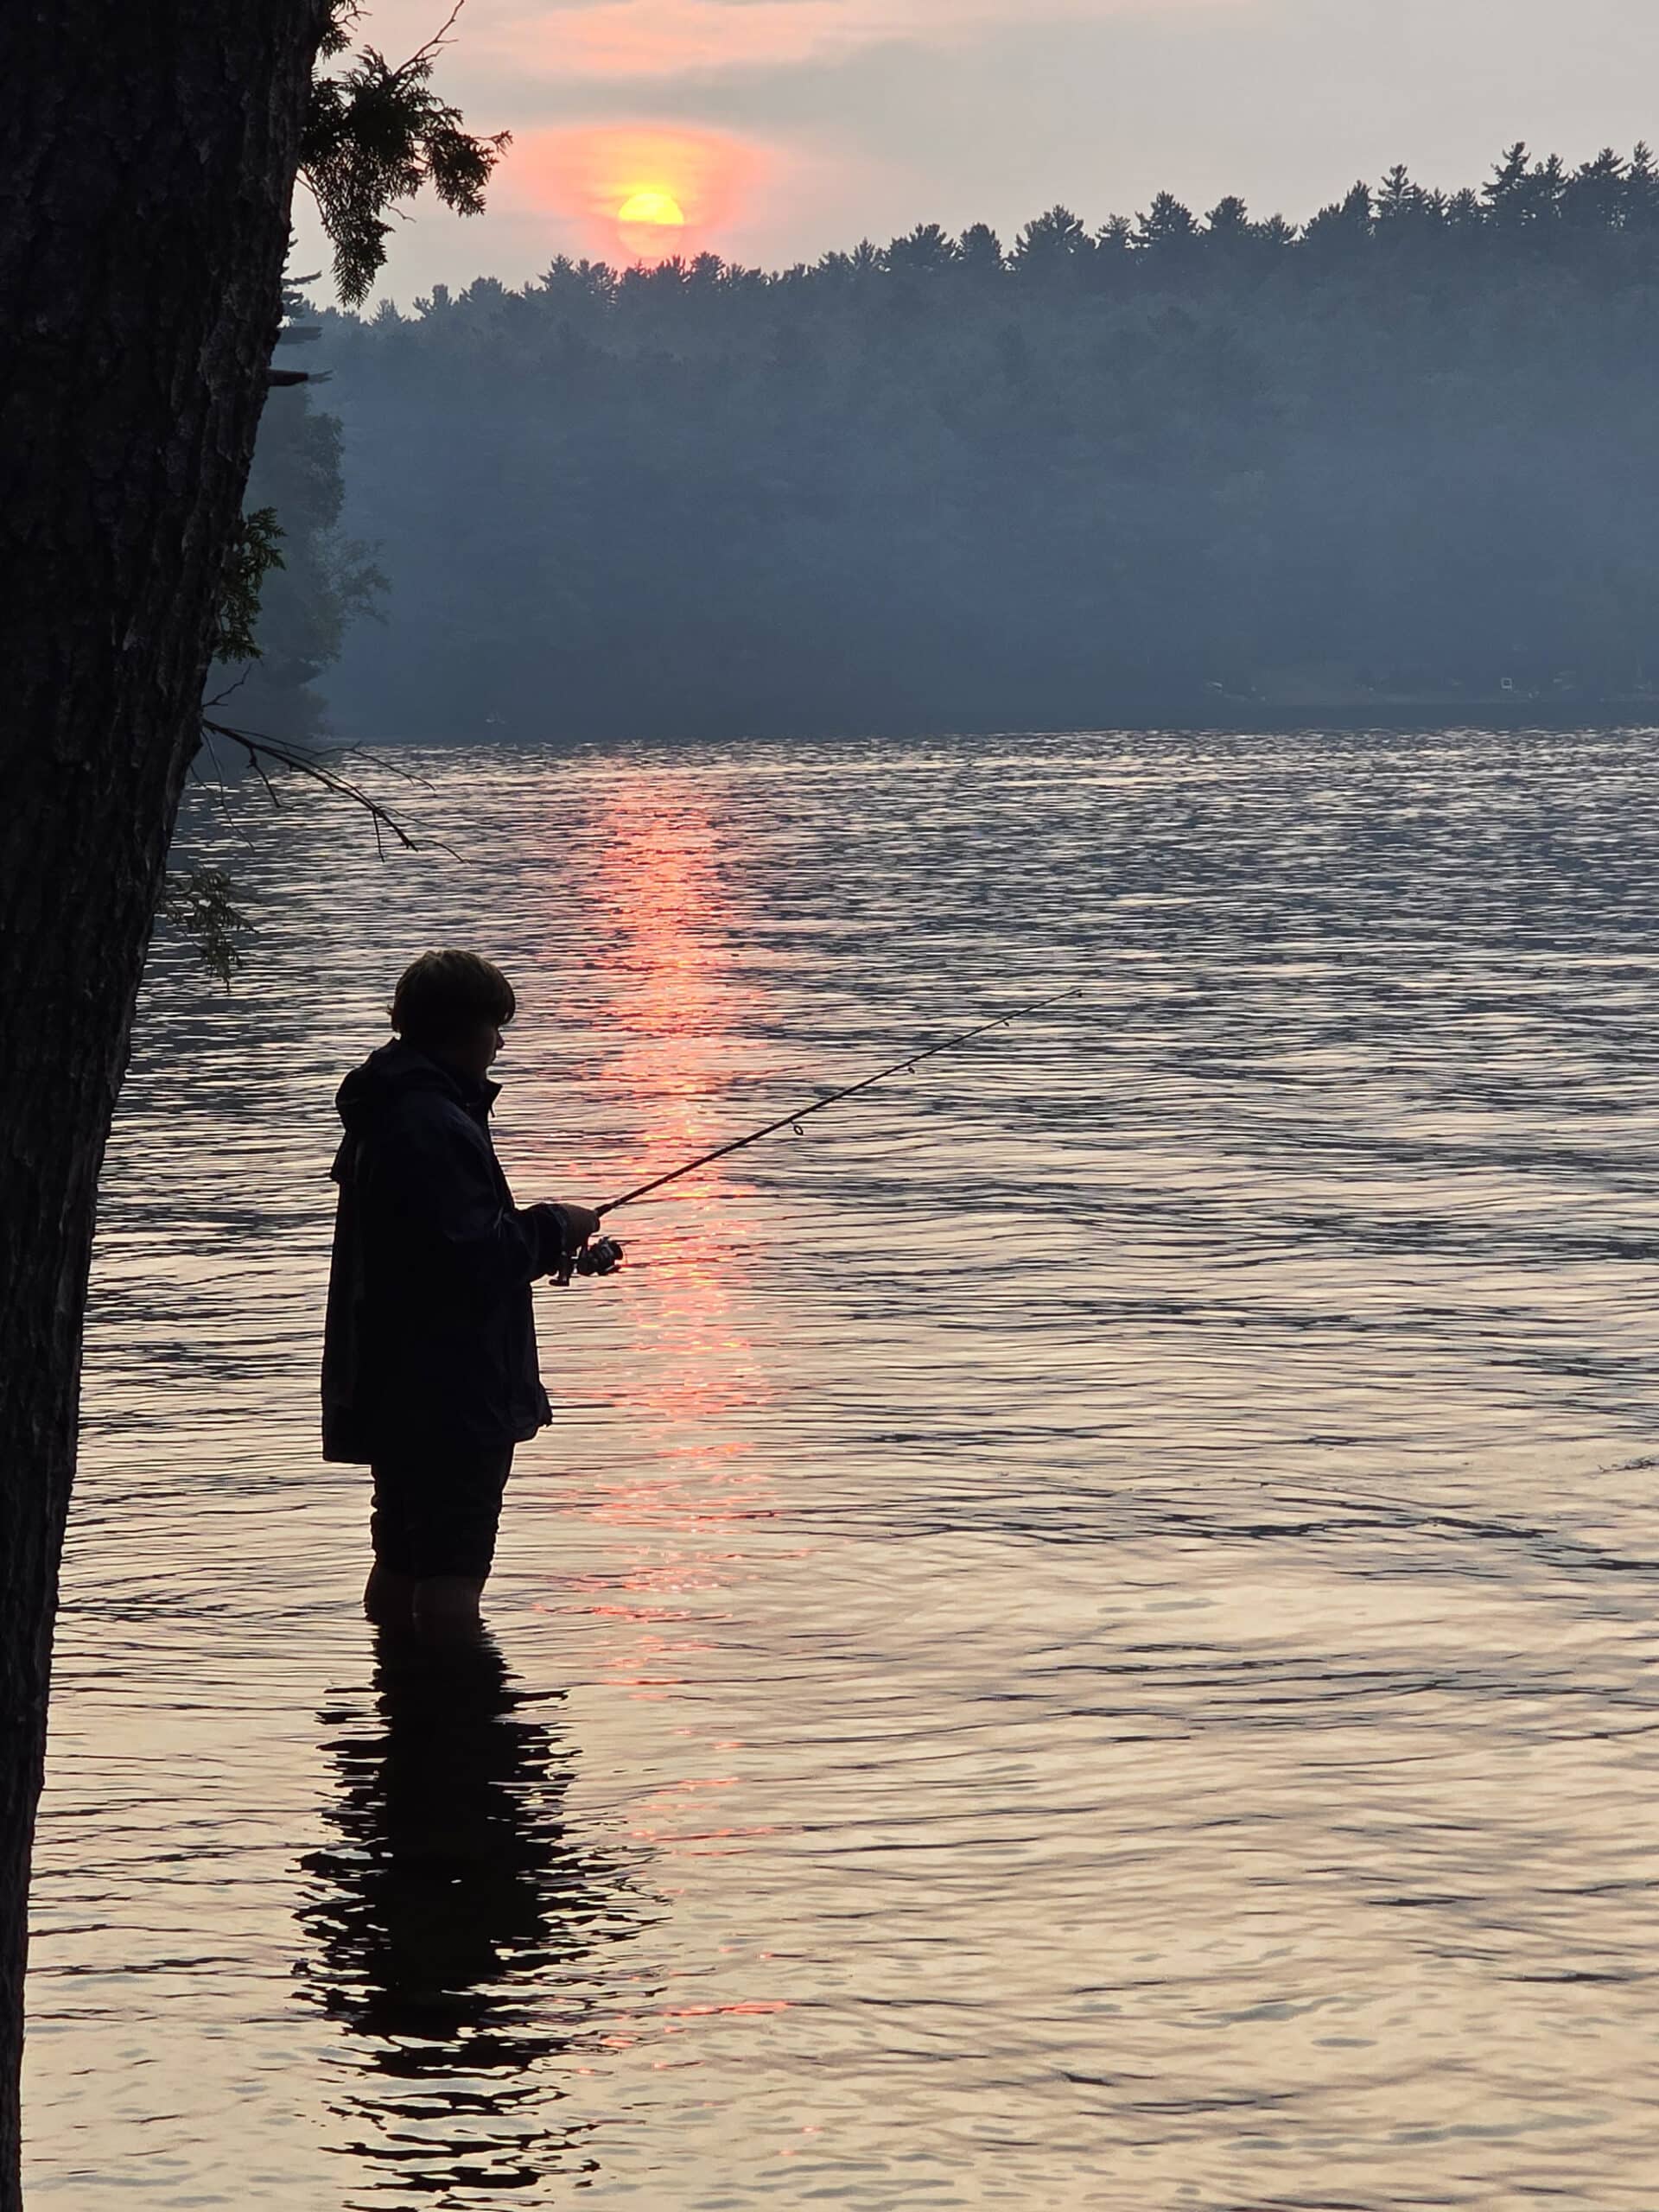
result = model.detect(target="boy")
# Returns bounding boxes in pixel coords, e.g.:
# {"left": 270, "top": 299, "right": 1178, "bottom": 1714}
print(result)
{"left": 322, "top": 950, "right": 600, "bottom": 1633}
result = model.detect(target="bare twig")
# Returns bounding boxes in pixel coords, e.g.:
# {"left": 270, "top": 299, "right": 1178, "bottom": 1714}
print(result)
{"left": 337, "top": 744, "right": 439, "bottom": 793}
{"left": 247, "top": 750, "right": 283, "bottom": 811}
{"left": 199, "top": 717, "right": 461, "bottom": 861}
{"left": 400, "top": 0, "right": 469, "bottom": 73}
{"left": 203, "top": 664, "right": 253, "bottom": 711}
{"left": 194, "top": 731, "right": 258, "bottom": 850}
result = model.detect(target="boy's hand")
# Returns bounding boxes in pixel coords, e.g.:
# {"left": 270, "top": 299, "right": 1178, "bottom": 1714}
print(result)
{"left": 530, "top": 1200, "right": 603, "bottom": 1285}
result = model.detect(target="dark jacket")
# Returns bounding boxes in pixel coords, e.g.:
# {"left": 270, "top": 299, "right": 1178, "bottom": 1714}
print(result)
{"left": 321, "top": 1040, "right": 572, "bottom": 1464}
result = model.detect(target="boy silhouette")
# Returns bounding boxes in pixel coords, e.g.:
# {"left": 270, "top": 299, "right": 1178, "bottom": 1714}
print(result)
{"left": 322, "top": 950, "right": 600, "bottom": 1633}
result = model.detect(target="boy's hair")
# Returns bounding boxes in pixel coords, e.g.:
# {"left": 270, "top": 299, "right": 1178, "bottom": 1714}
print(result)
{"left": 391, "top": 950, "right": 517, "bottom": 1046}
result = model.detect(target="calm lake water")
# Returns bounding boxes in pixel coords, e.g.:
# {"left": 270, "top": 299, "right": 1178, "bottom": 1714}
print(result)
{"left": 25, "top": 728, "right": 1659, "bottom": 2209}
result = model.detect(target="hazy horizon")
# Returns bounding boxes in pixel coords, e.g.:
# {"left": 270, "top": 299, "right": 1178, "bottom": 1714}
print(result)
{"left": 292, "top": 0, "right": 1659, "bottom": 305}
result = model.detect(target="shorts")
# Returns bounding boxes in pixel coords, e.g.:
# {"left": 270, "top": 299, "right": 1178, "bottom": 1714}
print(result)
{"left": 369, "top": 1445, "right": 515, "bottom": 1580}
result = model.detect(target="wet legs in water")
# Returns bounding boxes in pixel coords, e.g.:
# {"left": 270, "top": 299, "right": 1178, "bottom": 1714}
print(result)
{"left": 364, "top": 1446, "right": 514, "bottom": 1637}
{"left": 364, "top": 1564, "right": 488, "bottom": 1636}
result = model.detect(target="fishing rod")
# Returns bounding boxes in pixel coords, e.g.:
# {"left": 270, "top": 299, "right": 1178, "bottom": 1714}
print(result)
{"left": 573, "top": 985, "right": 1082, "bottom": 1268}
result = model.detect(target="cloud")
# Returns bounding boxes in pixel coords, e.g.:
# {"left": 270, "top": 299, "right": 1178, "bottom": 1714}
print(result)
{"left": 483, "top": 0, "right": 1233, "bottom": 81}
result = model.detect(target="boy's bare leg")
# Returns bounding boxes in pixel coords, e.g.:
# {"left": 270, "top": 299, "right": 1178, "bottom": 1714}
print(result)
{"left": 411, "top": 1574, "right": 487, "bottom": 1636}
{"left": 364, "top": 1561, "right": 416, "bottom": 1625}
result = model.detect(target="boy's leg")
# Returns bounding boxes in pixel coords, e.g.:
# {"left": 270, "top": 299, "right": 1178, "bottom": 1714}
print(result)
{"left": 370, "top": 1445, "right": 514, "bottom": 1640}
{"left": 366, "top": 1466, "right": 420, "bottom": 1624}
{"left": 411, "top": 1574, "right": 487, "bottom": 1635}
{"left": 364, "top": 1561, "right": 416, "bottom": 1624}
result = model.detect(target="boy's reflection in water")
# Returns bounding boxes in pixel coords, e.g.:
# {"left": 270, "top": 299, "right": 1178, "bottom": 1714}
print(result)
{"left": 298, "top": 1628, "right": 640, "bottom": 2198}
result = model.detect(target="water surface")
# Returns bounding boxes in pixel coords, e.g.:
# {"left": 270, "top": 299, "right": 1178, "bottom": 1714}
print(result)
{"left": 26, "top": 727, "right": 1659, "bottom": 2209}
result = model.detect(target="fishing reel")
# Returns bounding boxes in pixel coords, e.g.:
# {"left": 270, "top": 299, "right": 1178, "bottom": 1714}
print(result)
{"left": 549, "top": 1230, "right": 624, "bottom": 1288}
{"left": 575, "top": 1235, "right": 624, "bottom": 1278}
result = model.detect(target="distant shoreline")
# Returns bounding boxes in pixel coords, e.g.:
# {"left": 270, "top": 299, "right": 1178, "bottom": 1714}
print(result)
{"left": 320, "top": 702, "right": 1659, "bottom": 748}
{"left": 1147, "top": 696, "right": 1659, "bottom": 734}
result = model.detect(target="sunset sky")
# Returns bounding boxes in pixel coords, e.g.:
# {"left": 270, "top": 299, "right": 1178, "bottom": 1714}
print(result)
{"left": 297, "top": 0, "right": 1659, "bottom": 302}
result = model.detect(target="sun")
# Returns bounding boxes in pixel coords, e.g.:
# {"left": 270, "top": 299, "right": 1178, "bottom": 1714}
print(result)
{"left": 617, "top": 189, "right": 685, "bottom": 229}
{"left": 514, "top": 126, "right": 770, "bottom": 266}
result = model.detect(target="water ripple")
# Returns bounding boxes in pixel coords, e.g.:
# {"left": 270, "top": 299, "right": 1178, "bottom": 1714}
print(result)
{"left": 26, "top": 726, "right": 1659, "bottom": 2209}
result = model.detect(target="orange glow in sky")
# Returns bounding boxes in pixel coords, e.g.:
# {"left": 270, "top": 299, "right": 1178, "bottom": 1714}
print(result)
{"left": 514, "top": 125, "right": 769, "bottom": 264}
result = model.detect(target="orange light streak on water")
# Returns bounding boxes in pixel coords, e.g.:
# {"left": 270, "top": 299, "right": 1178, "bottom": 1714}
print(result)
{"left": 558, "top": 773, "right": 794, "bottom": 1948}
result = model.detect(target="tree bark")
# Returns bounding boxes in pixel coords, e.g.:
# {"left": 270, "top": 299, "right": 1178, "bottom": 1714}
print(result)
{"left": 0, "top": 7, "right": 330, "bottom": 2199}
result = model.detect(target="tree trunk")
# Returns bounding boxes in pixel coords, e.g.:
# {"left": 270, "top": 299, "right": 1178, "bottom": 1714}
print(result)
{"left": 0, "top": 8, "right": 330, "bottom": 2199}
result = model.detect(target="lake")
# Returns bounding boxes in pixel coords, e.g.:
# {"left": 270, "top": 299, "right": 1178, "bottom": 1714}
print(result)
{"left": 24, "top": 726, "right": 1659, "bottom": 2208}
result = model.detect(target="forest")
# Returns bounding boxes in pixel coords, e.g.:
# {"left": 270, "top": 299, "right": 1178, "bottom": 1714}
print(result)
{"left": 212, "top": 294, "right": 385, "bottom": 740}
{"left": 258, "top": 143, "right": 1659, "bottom": 738}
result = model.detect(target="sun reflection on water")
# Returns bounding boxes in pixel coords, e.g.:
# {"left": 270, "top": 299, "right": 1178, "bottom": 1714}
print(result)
{"left": 563, "top": 772, "right": 794, "bottom": 1971}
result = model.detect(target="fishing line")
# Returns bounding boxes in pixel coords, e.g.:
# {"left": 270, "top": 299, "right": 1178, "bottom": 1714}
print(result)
{"left": 588, "top": 982, "right": 1083, "bottom": 1249}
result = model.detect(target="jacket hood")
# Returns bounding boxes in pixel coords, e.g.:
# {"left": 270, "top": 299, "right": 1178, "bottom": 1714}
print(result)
{"left": 334, "top": 1039, "right": 499, "bottom": 1140}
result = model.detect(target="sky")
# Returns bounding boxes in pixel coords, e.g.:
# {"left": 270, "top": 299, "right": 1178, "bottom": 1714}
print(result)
{"left": 293, "top": 0, "right": 1659, "bottom": 302}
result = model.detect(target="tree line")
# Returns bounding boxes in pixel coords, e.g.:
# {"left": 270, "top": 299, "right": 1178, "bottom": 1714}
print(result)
{"left": 296, "top": 141, "right": 1659, "bottom": 738}
{"left": 219, "top": 307, "right": 385, "bottom": 741}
